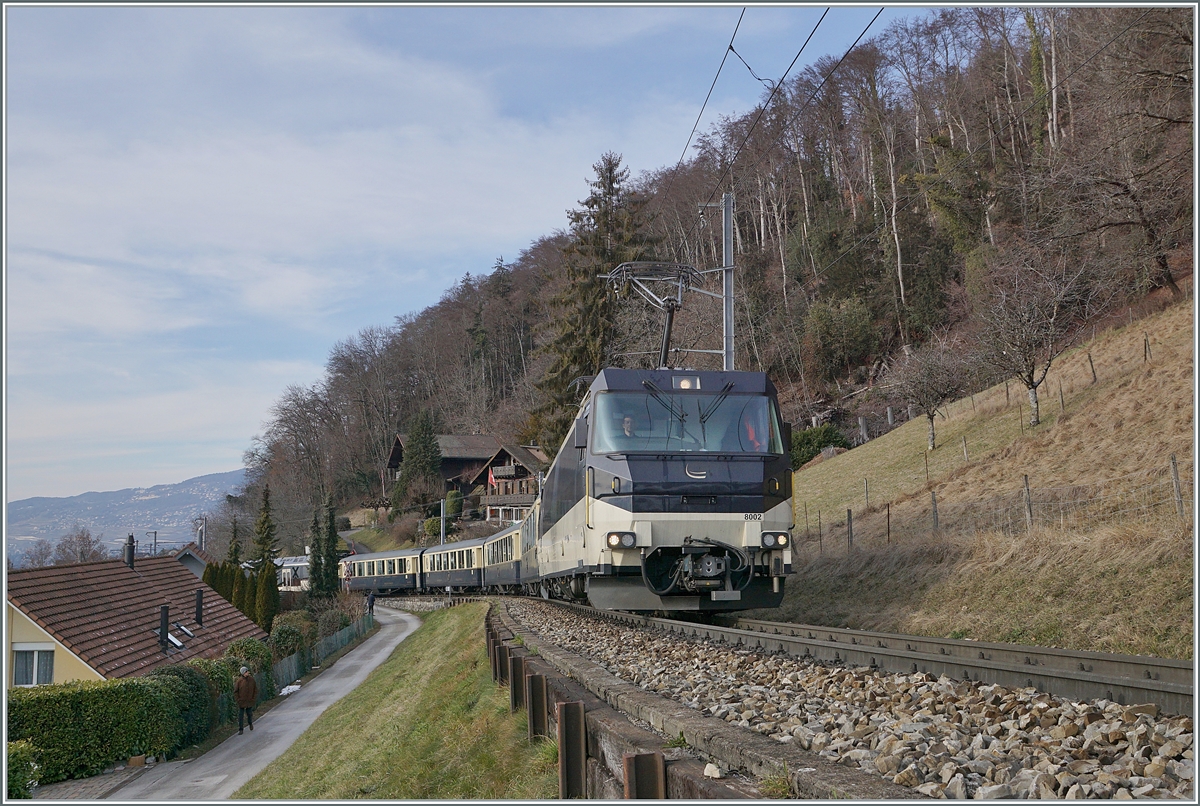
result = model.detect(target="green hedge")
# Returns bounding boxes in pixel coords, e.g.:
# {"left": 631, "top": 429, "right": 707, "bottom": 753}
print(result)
{"left": 7, "top": 740, "right": 39, "bottom": 799}
{"left": 224, "top": 637, "right": 274, "bottom": 700}
{"left": 7, "top": 677, "right": 184, "bottom": 784}
{"left": 187, "top": 657, "right": 237, "bottom": 726}
{"left": 145, "top": 665, "right": 211, "bottom": 746}
{"left": 269, "top": 623, "right": 305, "bottom": 660}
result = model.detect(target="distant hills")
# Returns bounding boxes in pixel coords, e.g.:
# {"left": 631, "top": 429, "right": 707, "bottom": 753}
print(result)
{"left": 6, "top": 469, "right": 246, "bottom": 564}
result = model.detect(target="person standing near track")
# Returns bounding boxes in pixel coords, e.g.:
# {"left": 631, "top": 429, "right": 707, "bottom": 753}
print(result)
{"left": 366, "top": 591, "right": 375, "bottom": 616}
{"left": 234, "top": 666, "right": 258, "bottom": 734}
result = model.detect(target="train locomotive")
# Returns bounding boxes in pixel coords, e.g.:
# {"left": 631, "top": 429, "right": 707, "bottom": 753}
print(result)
{"left": 341, "top": 366, "right": 794, "bottom": 613}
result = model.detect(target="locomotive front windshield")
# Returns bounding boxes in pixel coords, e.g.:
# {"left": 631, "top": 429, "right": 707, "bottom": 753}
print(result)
{"left": 592, "top": 390, "right": 785, "bottom": 455}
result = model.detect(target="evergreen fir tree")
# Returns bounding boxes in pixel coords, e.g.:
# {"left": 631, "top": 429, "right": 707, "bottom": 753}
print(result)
{"left": 322, "top": 499, "right": 341, "bottom": 594}
{"left": 251, "top": 484, "right": 280, "bottom": 571}
{"left": 255, "top": 562, "right": 279, "bottom": 633}
{"left": 226, "top": 517, "right": 243, "bottom": 566}
{"left": 529, "top": 152, "right": 657, "bottom": 457}
{"left": 307, "top": 507, "right": 326, "bottom": 598}
{"left": 394, "top": 410, "right": 443, "bottom": 506}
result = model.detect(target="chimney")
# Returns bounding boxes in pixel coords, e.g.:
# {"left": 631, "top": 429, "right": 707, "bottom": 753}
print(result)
{"left": 159, "top": 605, "right": 169, "bottom": 651}
{"left": 124, "top": 534, "right": 136, "bottom": 569}
{"left": 195, "top": 589, "right": 204, "bottom": 627}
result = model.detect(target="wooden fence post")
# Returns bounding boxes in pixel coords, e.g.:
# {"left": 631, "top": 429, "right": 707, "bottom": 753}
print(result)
{"left": 846, "top": 509, "right": 853, "bottom": 551}
{"left": 886, "top": 502, "right": 891, "bottom": 544}
{"left": 1023, "top": 475, "right": 1034, "bottom": 533}
{"left": 864, "top": 478, "right": 869, "bottom": 509}
{"left": 962, "top": 435, "right": 969, "bottom": 462}
{"left": 1171, "top": 454, "right": 1185, "bottom": 520}
{"left": 931, "top": 490, "right": 939, "bottom": 532}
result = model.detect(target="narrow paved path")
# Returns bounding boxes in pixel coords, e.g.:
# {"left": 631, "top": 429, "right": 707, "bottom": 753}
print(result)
{"left": 106, "top": 606, "right": 420, "bottom": 800}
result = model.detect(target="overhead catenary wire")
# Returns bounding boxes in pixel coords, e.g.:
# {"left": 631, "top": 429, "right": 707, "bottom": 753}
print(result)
{"left": 705, "top": 7, "right": 1156, "bottom": 338}
{"left": 648, "top": 8, "right": 747, "bottom": 223}
{"left": 685, "top": 6, "right": 863, "bottom": 247}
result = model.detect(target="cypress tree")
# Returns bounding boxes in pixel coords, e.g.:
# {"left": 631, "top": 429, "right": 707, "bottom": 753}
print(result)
{"left": 243, "top": 570, "right": 258, "bottom": 625}
{"left": 307, "top": 507, "right": 326, "bottom": 598}
{"left": 201, "top": 563, "right": 216, "bottom": 592}
{"left": 255, "top": 562, "right": 279, "bottom": 633}
{"left": 232, "top": 568, "right": 246, "bottom": 613}
{"left": 322, "top": 499, "right": 341, "bottom": 594}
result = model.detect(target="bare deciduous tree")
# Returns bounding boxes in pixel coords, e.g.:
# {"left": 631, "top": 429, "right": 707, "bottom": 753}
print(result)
{"left": 888, "top": 338, "right": 967, "bottom": 450}
{"left": 976, "top": 241, "right": 1108, "bottom": 426}
{"left": 51, "top": 524, "right": 109, "bottom": 565}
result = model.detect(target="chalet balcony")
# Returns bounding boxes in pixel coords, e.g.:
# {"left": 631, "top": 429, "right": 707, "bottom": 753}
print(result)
{"left": 480, "top": 493, "right": 536, "bottom": 507}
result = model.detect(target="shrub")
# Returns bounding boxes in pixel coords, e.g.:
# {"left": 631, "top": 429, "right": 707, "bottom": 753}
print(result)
{"left": 144, "top": 665, "right": 211, "bottom": 746}
{"left": 7, "top": 677, "right": 183, "bottom": 783}
{"left": 224, "top": 637, "right": 275, "bottom": 700}
{"left": 317, "top": 609, "right": 351, "bottom": 638}
{"left": 791, "top": 423, "right": 851, "bottom": 469}
{"left": 269, "top": 623, "right": 305, "bottom": 661}
{"left": 7, "top": 741, "right": 39, "bottom": 799}
{"left": 336, "top": 516, "right": 352, "bottom": 532}
{"left": 423, "top": 517, "right": 441, "bottom": 538}
{"left": 446, "top": 490, "right": 463, "bottom": 517}
{"left": 187, "top": 657, "right": 235, "bottom": 726}
{"left": 271, "top": 610, "right": 317, "bottom": 647}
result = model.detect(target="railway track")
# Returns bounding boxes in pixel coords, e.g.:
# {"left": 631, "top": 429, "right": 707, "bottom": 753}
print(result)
{"left": 504, "top": 597, "right": 1194, "bottom": 799}
{"left": 560, "top": 604, "right": 1193, "bottom": 716}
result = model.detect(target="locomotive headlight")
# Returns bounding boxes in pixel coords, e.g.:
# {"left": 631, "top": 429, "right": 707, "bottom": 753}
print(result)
{"left": 607, "top": 532, "right": 637, "bottom": 548}
{"left": 761, "top": 532, "right": 789, "bottom": 548}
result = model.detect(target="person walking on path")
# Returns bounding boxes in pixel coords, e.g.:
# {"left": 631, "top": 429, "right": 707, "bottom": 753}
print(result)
{"left": 234, "top": 667, "right": 258, "bottom": 734}
{"left": 366, "top": 591, "right": 375, "bottom": 616}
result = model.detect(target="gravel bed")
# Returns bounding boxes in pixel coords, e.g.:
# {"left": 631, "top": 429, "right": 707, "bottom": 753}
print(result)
{"left": 508, "top": 601, "right": 1194, "bottom": 800}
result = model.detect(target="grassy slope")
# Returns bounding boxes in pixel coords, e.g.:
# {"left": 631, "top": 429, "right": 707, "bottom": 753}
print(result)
{"left": 234, "top": 604, "right": 558, "bottom": 799}
{"left": 761, "top": 300, "right": 1194, "bottom": 659}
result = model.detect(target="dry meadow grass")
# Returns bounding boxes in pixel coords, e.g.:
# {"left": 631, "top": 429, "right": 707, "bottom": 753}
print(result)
{"left": 767, "top": 299, "right": 1194, "bottom": 659}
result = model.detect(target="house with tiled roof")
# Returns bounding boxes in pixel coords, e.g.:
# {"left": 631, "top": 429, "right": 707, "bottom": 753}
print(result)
{"left": 5, "top": 547, "right": 266, "bottom": 689}
{"left": 172, "top": 542, "right": 217, "bottom": 580}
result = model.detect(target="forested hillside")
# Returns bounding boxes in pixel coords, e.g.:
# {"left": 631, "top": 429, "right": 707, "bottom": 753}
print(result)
{"left": 201, "top": 8, "right": 1192, "bottom": 556}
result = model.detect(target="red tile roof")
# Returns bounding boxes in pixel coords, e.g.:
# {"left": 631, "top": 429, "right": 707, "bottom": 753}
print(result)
{"left": 172, "top": 541, "right": 218, "bottom": 566}
{"left": 7, "top": 556, "right": 267, "bottom": 679}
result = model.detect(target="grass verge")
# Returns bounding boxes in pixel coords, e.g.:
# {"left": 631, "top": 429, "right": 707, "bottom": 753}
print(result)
{"left": 234, "top": 603, "right": 558, "bottom": 799}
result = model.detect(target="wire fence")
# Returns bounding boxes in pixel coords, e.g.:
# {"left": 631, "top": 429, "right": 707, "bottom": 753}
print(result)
{"left": 969, "top": 460, "right": 1194, "bottom": 536}
{"left": 794, "top": 457, "right": 1193, "bottom": 558}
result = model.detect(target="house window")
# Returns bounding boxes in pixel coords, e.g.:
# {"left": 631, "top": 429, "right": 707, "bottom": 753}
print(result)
{"left": 13, "top": 648, "right": 54, "bottom": 686}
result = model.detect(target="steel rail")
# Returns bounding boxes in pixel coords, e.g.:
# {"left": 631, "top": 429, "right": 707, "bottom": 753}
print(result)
{"left": 556, "top": 602, "right": 1193, "bottom": 716}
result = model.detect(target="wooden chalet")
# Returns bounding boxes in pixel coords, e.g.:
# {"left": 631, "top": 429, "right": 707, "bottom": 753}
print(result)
{"left": 467, "top": 444, "right": 549, "bottom": 525}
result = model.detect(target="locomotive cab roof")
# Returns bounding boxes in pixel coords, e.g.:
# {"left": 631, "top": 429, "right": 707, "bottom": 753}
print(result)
{"left": 588, "top": 367, "right": 777, "bottom": 397}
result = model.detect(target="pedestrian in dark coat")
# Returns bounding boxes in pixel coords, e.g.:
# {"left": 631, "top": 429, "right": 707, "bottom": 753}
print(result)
{"left": 366, "top": 592, "right": 375, "bottom": 616}
{"left": 234, "top": 666, "right": 258, "bottom": 734}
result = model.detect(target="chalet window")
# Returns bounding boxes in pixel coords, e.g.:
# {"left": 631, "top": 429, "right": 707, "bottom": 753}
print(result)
{"left": 13, "top": 648, "right": 54, "bottom": 686}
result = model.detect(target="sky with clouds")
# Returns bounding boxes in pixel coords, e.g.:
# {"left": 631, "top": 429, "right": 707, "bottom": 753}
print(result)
{"left": 5, "top": 4, "right": 923, "bottom": 502}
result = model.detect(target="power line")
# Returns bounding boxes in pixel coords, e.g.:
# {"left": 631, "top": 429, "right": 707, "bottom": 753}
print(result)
{"left": 648, "top": 8, "right": 747, "bottom": 222}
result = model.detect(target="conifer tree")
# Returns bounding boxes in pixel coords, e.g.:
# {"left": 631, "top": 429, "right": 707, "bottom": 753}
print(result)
{"left": 232, "top": 568, "right": 247, "bottom": 613}
{"left": 393, "top": 410, "right": 443, "bottom": 507}
{"left": 251, "top": 484, "right": 279, "bottom": 571}
{"left": 322, "top": 499, "right": 341, "bottom": 594}
{"left": 202, "top": 563, "right": 216, "bottom": 592}
{"left": 307, "top": 507, "right": 326, "bottom": 598}
{"left": 530, "top": 152, "right": 657, "bottom": 457}
{"left": 243, "top": 570, "right": 258, "bottom": 625}
{"left": 226, "top": 516, "right": 243, "bottom": 566}
{"left": 255, "top": 562, "right": 279, "bottom": 633}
